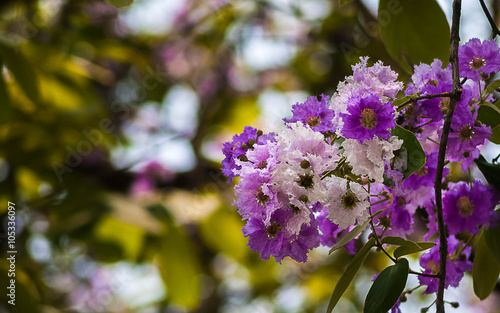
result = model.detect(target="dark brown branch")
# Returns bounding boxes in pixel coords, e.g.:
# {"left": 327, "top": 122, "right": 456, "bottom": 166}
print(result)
{"left": 435, "top": 1, "right": 462, "bottom": 312}
{"left": 479, "top": 0, "right": 500, "bottom": 38}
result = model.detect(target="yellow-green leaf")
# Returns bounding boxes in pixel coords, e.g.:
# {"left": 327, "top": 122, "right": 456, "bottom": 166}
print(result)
{"left": 158, "top": 224, "right": 201, "bottom": 309}
{"left": 0, "top": 43, "right": 40, "bottom": 104}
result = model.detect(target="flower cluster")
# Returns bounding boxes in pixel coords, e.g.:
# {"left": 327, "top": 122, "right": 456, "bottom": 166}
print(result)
{"left": 222, "top": 38, "right": 500, "bottom": 301}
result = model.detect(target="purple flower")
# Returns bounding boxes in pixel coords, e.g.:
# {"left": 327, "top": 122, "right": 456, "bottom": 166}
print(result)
{"left": 242, "top": 215, "right": 285, "bottom": 261}
{"left": 222, "top": 126, "right": 275, "bottom": 182}
{"left": 340, "top": 93, "right": 396, "bottom": 142}
{"left": 351, "top": 57, "right": 403, "bottom": 99}
{"left": 419, "top": 237, "right": 472, "bottom": 294}
{"left": 409, "top": 59, "right": 452, "bottom": 91}
{"left": 447, "top": 124, "right": 491, "bottom": 170}
{"left": 130, "top": 162, "right": 174, "bottom": 197}
{"left": 372, "top": 194, "right": 413, "bottom": 237}
{"left": 234, "top": 171, "right": 279, "bottom": 224}
{"left": 283, "top": 94, "right": 336, "bottom": 134}
{"left": 277, "top": 214, "right": 321, "bottom": 263}
{"left": 242, "top": 209, "right": 320, "bottom": 263}
{"left": 443, "top": 181, "right": 498, "bottom": 235}
{"left": 458, "top": 38, "right": 500, "bottom": 81}
{"left": 403, "top": 60, "right": 453, "bottom": 127}
{"left": 241, "top": 141, "right": 279, "bottom": 175}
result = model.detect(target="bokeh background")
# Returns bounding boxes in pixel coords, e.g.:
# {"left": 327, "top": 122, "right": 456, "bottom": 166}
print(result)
{"left": 0, "top": 0, "right": 499, "bottom": 312}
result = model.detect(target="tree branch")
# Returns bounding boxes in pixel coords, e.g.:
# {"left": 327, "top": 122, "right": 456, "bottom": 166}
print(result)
{"left": 435, "top": 1, "right": 462, "bottom": 312}
{"left": 479, "top": 0, "right": 500, "bottom": 38}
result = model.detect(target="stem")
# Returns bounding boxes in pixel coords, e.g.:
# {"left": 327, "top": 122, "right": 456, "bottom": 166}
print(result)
{"left": 479, "top": 0, "right": 500, "bottom": 38}
{"left": 435, "top": 1, "right": 462, "bottom": 312}
{"left": 368, "top": 201, "right": 397, "bottom": 264}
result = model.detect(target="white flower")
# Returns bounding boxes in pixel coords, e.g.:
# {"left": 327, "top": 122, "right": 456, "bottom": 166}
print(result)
{"left": 343, "top": 137, "right": 403, "bottom": 183}
{"left": 323, "top": 177, "right": 370, "bottom": 229}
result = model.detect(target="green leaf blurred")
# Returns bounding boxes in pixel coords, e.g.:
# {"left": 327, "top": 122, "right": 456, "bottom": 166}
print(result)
{"left": 484, "top": 211, "right": 500, "bottom": 266}
{"left": 474, "top": 155, "right": 500, "bottom": 192}
{"left": 378, "top": 0, "right": 450, "bottom": 73}
{"left": 105, "top": 0, "right": 134, "bottom": 8}
{"left": 158, "top": 222, "right": 202, "bottom": 309}
{"left": 199, "top": 207, "right": 248, "bottom": 260}
{"left": 0, "top": 42, "right": 40, "bottom": 104}
{"left": 473, "top": 231, "right": 500, "bottom": 300}
{"left": 477, "top": 101, "right": 500, "bottom": 128}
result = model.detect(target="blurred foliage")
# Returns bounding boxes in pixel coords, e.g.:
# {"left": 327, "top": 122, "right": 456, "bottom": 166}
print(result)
{"left": 0, "top": 0, "right": 498, "bottom": 313}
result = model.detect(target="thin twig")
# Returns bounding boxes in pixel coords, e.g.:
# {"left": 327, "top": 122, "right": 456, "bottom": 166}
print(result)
{"left": 479, "top": 0, "right": 500, "bottom": 38}
{"left": 409, "top": 270, "right": 440, "bottom": 278}
{"left": 397, "top": 92, "right": 453, "bottom": 111}
{"left": 435, "top": 1, "right": 462, "bottom": 312}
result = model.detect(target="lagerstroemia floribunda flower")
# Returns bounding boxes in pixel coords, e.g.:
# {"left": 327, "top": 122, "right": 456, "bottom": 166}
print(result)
{"left": 458, "top": 38, "right": 500, "bottom": 81}
{"left": 221, "top": 42, "right": 499, "bottom": 302}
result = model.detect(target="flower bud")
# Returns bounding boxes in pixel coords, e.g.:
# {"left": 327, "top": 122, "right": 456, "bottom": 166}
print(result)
{"left": 257, "top": 129, "right": 263, "bottom": 137}
{"left": 300, "top": 160, "right": 311, "bottom": 169}
{"left": 247, "top": 139, "right": 257, "bottom": 147}
{"left": 450, "top": 302, "right": 459, "bottom": 308}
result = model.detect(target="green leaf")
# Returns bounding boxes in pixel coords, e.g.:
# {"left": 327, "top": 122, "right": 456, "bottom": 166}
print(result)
{"left": 477, "top": 102, "right": 500, "bottom": 128}
{"left": 378, "top": 0, "right": 450, "bottom": 73}
{"left": 489, "top": 124, "right": 500, "bottom": 144}
{"left": 484, "top": 211, "right": 500, "bottom": 266}
{"left": 390, "top": 125, "right": 427, "bottom": 179}
{"left": 364, "top": 258, "right": 409, "bottom": 313}
{"left": 329, "top": 220, "right": 370, "bottom": 254}
{"left": 381, "top": 236, "right": 436, "bottom": 258}
{"left": 381, "top": 236, "right": 408, "bottom": 246}
{"left": 158, "top": 224, "right": 201, "bottom": 309}
{"left": 394, "top": 242, "right": 436, "bottom": 259}
{"left": 482, "top": 79, "right": 500, "bottom": 98}
{"left": 0, "top": 43, "right": 40, "bottom": 104}
{"left": 339, "top": 0, "right": 354, "bottom": 6}
{"left": 105, "top": 0, "right": 134, "bottom": 8}
{"left": 473, "top": 231, "right": 500, "bottom": 300}
{"left": 327, "top": 237, "right": 376, "bottom": 313}
{"left": 474, "top": 155, "right": 500, "bottom": 192}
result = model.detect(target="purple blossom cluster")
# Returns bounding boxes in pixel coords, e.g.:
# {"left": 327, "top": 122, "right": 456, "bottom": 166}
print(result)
{"left": 222, "top": 38, "right": 500, "bottom": 300}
